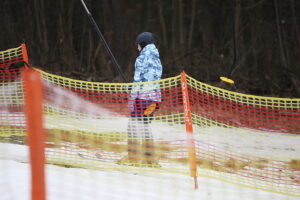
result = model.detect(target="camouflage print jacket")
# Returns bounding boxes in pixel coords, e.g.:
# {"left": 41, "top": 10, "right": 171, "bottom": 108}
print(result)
{"left": 129, "top": 44, "right": 163, "bottom": 111}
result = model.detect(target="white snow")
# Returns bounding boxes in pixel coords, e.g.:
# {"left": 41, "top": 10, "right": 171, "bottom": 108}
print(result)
{"left": 44, "top": 112, "right": 300, "bottom": 161}
{"left": 1, "top": 81, "right": 299, "bottom": 199}
{"left": 3, "top": 111, "right": 298, "bottom": 161}
{"left": 0, "top": 143, "right": 298, "bottom": 200}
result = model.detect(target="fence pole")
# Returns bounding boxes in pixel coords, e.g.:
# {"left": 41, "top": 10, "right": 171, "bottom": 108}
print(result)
{"left": 23, "top": 68, "right": 46, "bottom": 200}
{"left": 21, "top": 43, "right": 29, "bottom": 68}
{"left": 180, "top": 72, "right": 198, "bottom": 189}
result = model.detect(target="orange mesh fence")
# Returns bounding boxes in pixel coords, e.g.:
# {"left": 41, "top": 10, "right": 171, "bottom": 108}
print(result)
{"left": 36, "top": 70, "right": 299, "bottom": 196}
{"left": 0, "top": 49, "right": 299, "bottom": 198}
{"left": 0, "top": 45, "right": 28, "bottom": 200}
{"left": 0, "top": 44, "right": 28, "bottom": 141}
{"left": 40, "top": 70, "right": 190, "bottom": 175}
{"left": 188, "top": 77, "right": 300, "bottom": 134}
{"left": 186, "top": 74, "right": 300, "bottom": 196}
{"left": 0, "top": 44, "right": 28, "bottom": 82}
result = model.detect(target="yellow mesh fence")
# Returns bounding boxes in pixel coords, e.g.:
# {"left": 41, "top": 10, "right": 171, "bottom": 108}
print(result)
{"left": 186, "top": 74, "right": 300, "bottom": 196}
{"left": 0, "top": 42, "right": 299, "bottom": 198}
{"left": 0, "top": 44, "right": 27, "bottom": 141}
{"left": 0, "top": 44, "right": 28, "bottom": 70}
{"left": 0, "top": 45, "right": 23, "bottom": 66}
{"left": 40, "top": 69, "right": 190, "bottom": 175}
{"left": 36, "top": 69, "right": 300, "bottom": 197}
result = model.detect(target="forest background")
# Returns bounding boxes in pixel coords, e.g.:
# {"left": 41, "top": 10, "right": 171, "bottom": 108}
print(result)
{"left": 1, "top": 0, "right": 300, "bottom": 97}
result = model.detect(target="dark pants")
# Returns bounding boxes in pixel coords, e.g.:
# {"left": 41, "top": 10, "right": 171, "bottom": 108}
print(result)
{"left": 129, "top": 98, "right": 155, "bottom": 131}
{"left": 127, "top": 99, "right": 158, "bottom": 163}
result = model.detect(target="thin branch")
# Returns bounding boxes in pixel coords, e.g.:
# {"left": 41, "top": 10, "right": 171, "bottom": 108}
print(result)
{"left": 178, "top": 0, "right": 184, "bottom": 47}
{"left": 188, "top": 0, "right": 196, "bottom": 49}
{"left": 274, "top": 0, "right": 288, "bottom": 68}
{"left": 290, "top": 0, "right": 300, "bottom": 45}
{"left": 157, "top": 0, "right": 168, "bottom": 47}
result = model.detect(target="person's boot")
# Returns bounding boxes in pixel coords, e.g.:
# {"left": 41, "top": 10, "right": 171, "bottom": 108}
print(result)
{"left": 117, "top": 117, "right": 141, "bottom": 165}
{"left": 117, "top": 139, "right": 140, "bottom": 166}
{"left": 142, "top": 139, "right": 160, "bottom": 168}
{"left": 128, "top": 139, "right": 140, "bottom": 163}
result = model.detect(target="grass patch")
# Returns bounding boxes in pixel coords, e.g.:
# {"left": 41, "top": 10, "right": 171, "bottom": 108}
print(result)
{"left": 248, "top": 158, "right": 269, "bottom": 169}
{"left": 45, "top": 129, "right": 183, "bottom": 155}
{"left": 45, "top": 128, "right": 128, "bottom": 152}
{"left": 0, "top": 125, "right": 26, "bottom": 144}
{"left": 168, "top": 157, "right": 273, "bottom": 173}
{"left": 223, "top": 158, "right": 250, "bottom": 170}
{"left": 288, "top": 159, "right": 300, "bottom": 170}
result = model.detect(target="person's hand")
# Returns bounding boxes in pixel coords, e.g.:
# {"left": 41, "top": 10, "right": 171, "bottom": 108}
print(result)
{"left": 144, "top": 103, "right": 157, "bottom": 115}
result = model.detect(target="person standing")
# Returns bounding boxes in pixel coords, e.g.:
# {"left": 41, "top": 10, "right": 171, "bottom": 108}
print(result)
{"left": 123, "top": 32, "right": 163, "bottom": 167}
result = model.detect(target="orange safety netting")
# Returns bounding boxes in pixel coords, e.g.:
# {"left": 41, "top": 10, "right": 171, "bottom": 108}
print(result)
{"left": 1, "top": 44, "right": 299, "bottom": 197}
{"left": 0, "top": 44, "right": 28, "bottom": 82}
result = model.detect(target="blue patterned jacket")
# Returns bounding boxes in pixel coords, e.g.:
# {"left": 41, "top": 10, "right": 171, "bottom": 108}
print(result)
{"left": 129, "top": 44, "right": 163, "bottom": 111}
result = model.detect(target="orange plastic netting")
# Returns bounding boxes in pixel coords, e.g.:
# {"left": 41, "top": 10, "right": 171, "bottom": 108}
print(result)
{"left": 1, "top": 44, "right": 299, "bottom": 197}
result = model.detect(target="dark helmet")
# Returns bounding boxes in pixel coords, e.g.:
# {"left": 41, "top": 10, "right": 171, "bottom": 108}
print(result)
{"left": 135, "top": 32, "right": 156, "bottom": 48}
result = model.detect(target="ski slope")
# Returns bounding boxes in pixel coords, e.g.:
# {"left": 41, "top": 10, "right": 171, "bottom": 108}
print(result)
{"left": 3, "top": 112, "right": 299, "bottom": 161}
{"left": 0, "top": 143, "right": 298, "bottom": 200}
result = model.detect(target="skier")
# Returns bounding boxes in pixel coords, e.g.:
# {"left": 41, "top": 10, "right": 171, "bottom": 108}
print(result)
{"left": 121, "top": 32, "right": 163, "bottom": 167}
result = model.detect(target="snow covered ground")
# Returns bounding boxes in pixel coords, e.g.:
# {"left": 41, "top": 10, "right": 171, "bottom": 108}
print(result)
{"left": 0, "top": 143, "right": 298, "bottom": 200}
{"left": 2, "top": 112, "right": 299, "bottom": 161}
{"left": 1, "top": 81, "right": 299, "bottom": 199}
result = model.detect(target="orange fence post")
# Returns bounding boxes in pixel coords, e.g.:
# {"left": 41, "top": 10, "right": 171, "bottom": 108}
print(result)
{"left": 21, "top": 43, "right": 29, "bottom": 68}
{"left": 23, "top": 68, "right": 46, "bottom": 200}
{"left": 180, "top": 72, "right": 198, "bottom": 189}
